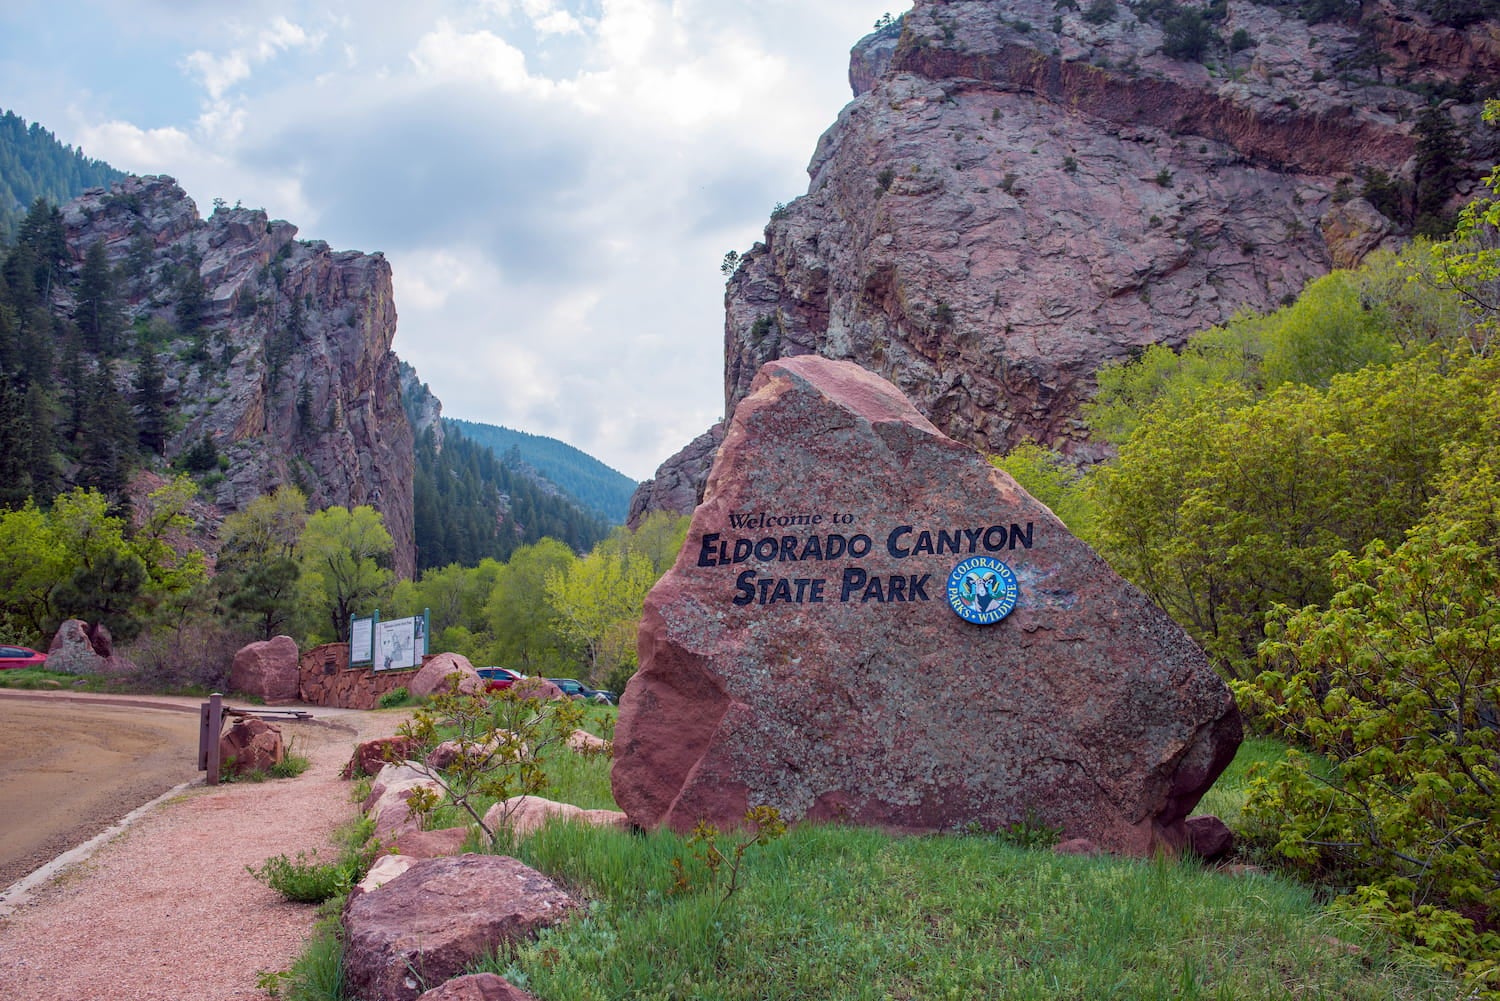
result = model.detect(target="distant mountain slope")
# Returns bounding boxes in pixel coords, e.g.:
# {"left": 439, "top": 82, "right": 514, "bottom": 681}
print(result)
{"left": 446, "top": 418, "right": 637, "bottom": 525}
{"left": 0, "top": 109, "right": 124, "bottom": 241}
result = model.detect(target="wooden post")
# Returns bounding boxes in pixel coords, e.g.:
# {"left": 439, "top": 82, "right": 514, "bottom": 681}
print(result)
{"left": 199, "top": 693, "right": 223, "bottom": 785}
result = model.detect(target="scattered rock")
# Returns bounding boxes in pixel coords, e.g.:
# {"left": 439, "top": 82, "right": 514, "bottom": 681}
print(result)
{"left": 229, "top": 635, "right": 301, "bottom": 702}
{"left": 342, "top": 854, "right": 579, "bottom": 1001}
{"left": 1054, "top": 838, "right": 1103, "bottom": 857}
{"left": 1185, "top": 815, "right": 1236, "bottom": 862}
{"left": 509, "top": 677, "right": 565, "bottom": 701}
{"left": 46, "top": 619, "right": 107, "bottom": 675}
{"left": 415, "top": 973, "right": 538, "bottom": 1001}
{"left": 613, "top": 356, "right": 1241, "bottom": 857}
{"left": 483, "top": 797, "right": 631, "bottom": 838}
{"left": 218, "top": 717, "right": 285, "bottom": 776}
{"left": 565, "top": 730, "right": 611, "bottom": 756}
{"left": 410, "top": 653, "right": 482, "bottom": 698}
{"left": 365, "top": 762, "right": 445, "bottom": 840}
{"left": 387, "top": 828, "right": 471, "bottom": 860}
{"left": 343, "top": 736, "right": 424, "bottom": 779}
{"left": 358, "top": 854, "right": 418, "bottom": 894}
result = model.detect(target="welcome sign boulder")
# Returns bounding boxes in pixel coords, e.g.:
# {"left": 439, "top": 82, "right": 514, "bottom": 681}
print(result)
{"left": 612, "top": 356, "right": 1241, "bottom": 856}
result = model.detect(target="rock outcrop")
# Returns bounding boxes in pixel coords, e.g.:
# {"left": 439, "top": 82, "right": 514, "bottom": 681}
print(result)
{"left": 59, "top": 176, "right": 417, "bottom": 576}
{"left": 613, "top": 356, "right": 1241, "bottom": 856}
{"left": 633, "top": 0, "right": 1500, "bottom": 518}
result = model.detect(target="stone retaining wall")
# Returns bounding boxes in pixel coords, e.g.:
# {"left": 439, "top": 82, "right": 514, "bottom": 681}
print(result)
{"left": 298, "top": 642, "right": 420, "bottom": 709}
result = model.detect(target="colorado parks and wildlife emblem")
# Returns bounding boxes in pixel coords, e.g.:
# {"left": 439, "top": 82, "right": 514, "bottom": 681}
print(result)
{"left": 946, "top": 556, "right": 1019, "bottom": 625}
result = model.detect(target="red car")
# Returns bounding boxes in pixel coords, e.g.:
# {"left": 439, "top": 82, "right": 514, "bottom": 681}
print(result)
{"left": 476, "top": 667, "right": 525, "bottom": 692}
{"left": 0, "top": 645, "right": 48, "bottom": 670}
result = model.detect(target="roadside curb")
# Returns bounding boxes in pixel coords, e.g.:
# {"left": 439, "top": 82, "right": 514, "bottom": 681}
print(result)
{"left": 0, "top": 779, "right": 197, "bottom": 919}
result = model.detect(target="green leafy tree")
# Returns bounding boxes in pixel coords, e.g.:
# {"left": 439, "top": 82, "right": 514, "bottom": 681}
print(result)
{"left": 991, "top": 442, "right": 1096, "bottom": 536}
{"left": 0, "top": 500, "right": 69, "bottom": 643}
{"left": 1086, "top": 351, "right": 1497, "bottom": 676}
{"left": 544, "top": 545, "right": 658, "bottom": 685}
{"left": 482, "top": 538, "right": 578, "bottom": 675}
{"left": 1426, "top": 100, "right": 1500, "bottom": 355}
{"left": 218, "top": 486, "right": 309, "bottom": 640}
{"left": 1233, "top": 429, "right": 1500, "bottom": 992}
{"left": 297, "top": 504, "right": 393, "bottom": 643}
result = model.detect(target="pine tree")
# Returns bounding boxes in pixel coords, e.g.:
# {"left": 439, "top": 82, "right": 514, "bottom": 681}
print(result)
{"left": 76, "top": 239, "right": 121, "bottom": 354}
{"left": 133, "top": 342, "right": 168, "bottom": 455}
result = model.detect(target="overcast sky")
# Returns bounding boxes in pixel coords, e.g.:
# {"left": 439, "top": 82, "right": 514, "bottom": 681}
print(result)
{"left": 0, "top": 0, "right": 900, "bottom": 481}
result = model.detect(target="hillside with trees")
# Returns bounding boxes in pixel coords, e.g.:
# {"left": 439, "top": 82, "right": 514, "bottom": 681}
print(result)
{"left": 0, "top": 109, "right": 123, "bottom": 242}
{"left": 445, "top": 417, "right": 637, "bottom": 524}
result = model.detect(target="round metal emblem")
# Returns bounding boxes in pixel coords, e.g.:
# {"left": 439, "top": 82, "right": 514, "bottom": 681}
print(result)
{"left": 946, "top": 556, "right": 1019, "bottom": 625}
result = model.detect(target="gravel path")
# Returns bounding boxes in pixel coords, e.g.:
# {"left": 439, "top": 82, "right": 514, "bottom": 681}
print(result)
{"left": 0, "top": 694, "right": 404, "bottom": 1001}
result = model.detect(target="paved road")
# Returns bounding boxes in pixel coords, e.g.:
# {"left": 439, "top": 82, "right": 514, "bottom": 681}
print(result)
{"left": 0, "top": 690, "right": 362, "bottom": 891}
{"left": 0, "top": 693, "right": 204, "bottom": 889}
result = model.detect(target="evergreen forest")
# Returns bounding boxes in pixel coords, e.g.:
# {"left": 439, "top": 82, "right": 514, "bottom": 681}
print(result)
{"left": 0, "top": 109, "right": 123, "bottom": 243}
{"left": 445, "top": 417, "right": 638, "bottom": 524}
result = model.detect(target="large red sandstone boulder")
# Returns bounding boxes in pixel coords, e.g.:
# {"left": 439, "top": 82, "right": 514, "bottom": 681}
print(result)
{"left": 612, "top": 356, "right": 1241, "bottom": 857}
{"left": 410, "top": 653, "right": 482, "bottom": 697}
{"left": 229, "top": 635, "right": 301, "bottom": 702}
{"left": 218, "top": 717, "right": 285, "bottom": 776}
{"left": 342, "top": 854, "right": 579, "bottom": 1001}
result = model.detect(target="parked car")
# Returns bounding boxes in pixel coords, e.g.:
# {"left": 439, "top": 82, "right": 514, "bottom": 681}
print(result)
{"left": 548, "top": 677, "right": 617, "bottom": 705}
{"left": 476, "top": 667, "right": 525, "bottom": 692}
{"left": 0, "top": 644, "right": 48, "bottom": 670}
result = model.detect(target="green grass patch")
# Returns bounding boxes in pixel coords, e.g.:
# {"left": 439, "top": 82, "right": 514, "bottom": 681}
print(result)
{"left": 1191, "top": 735, "right": 1292, "bottom": 827}
{"left": 481, "top": 821, "right": 1456, "bottom": 1001}
{"left": 0, "top": 667, "right": 116, "bottom": 692}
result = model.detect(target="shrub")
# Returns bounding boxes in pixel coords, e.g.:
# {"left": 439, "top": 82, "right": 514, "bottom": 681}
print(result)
{"left": 249, "top": 850, "right": 361, "bottom": 903}
{"left": 1083, "top": 0, "right": 1117, "bottom": 24}
{"left": 377, "top": 686, "right": 409, "bottom": 709}
{"left": 1233, "top": 435, "right": 1500, "bottom": 992}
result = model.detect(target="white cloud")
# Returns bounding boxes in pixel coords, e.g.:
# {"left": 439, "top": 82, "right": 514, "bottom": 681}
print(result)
{"left": 2, "top": 0, "right": 898, "bottom": 482}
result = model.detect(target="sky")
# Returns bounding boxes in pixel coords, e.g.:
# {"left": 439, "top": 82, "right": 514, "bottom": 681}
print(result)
{"left": 0, "top": 0, "right": 901, "bottom": 482}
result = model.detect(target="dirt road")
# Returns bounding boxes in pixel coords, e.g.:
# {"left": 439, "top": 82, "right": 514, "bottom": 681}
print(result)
{"left": 0, "top": 693, "right": 204, "bottom": 889}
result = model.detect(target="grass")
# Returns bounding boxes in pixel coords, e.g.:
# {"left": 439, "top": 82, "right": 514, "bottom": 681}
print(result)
{"left": 0, "top": 666, "right": 117, "bottom": 692}
{"left": 282, "top": 728, "right": 1463, "bottom": 1001}
{"left": 480, "top": 819, "right": 1455, "bottom": 1001}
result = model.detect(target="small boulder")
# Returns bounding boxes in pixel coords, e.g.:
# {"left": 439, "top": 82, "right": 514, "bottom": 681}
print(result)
{"left": 365, "top": 762, "right": 445, "bottom": 840}
{"left": 387, "top": 827, "right": 471, "bottom": 860}
{"left": 47, "top": 619, "right": 106, "bottom": 675}
{"left": 483, "top": 796, "right": 631, "bottom": 838}
{"left": 566, "top": 730, "right": 611, "bottom": 756}
{"left": 343, "top": 854, "right": 579, "bottom": 1001}
{"left": 230, "top": 635, "right": 301, "bottom": 702}
{"left": 357, "top": 853, "right": 418, "bottom": 894}
{"left": 218, "top": 717, "right": 285, "bottom": 776}
{"left": 509, "top": 676, "right": 565, "bottom": 701}
{"left": 410, "top": 653, "right": 482, "bottom": 698}
{"left": 1186, "top": 815, "right": 1236, "bottom": 862}
{"left": 416, "top": 973, "right": 538, "bottom": 1001}
{"left": 343, "top": 736, "right": 424, "bottom": 779}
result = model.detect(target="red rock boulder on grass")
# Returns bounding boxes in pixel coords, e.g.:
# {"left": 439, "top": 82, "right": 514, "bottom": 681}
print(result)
{"left": 410, "top": 653, "right": 482, "bottom": 697}
{"left": 342, "top": 854, "right": 579, "bottom": 1001}
{"left": 229, "top": 635, "right": 301, "bottom": 702}
{"left": 416, "top": 973, "right": 538, "bottom": 1001}
{"left": 342, "top": 736, "right": 424, "bottom": 779}
{"left": 218, "top": 717, "right": 285, "bottom": 776}
{"left": 612, "top": 356, "right": 1241, "bottom": 857}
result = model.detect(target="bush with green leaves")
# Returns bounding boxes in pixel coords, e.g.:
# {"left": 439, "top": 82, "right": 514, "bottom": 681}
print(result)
{"left": 1233, "top": 430, "right": 1500, "bottom": 994}
{"left": 248, "top": 849, "right": 361, "bottom": 903}
{"left": 396, "top": 680, "right": 585, "bottom": 841}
